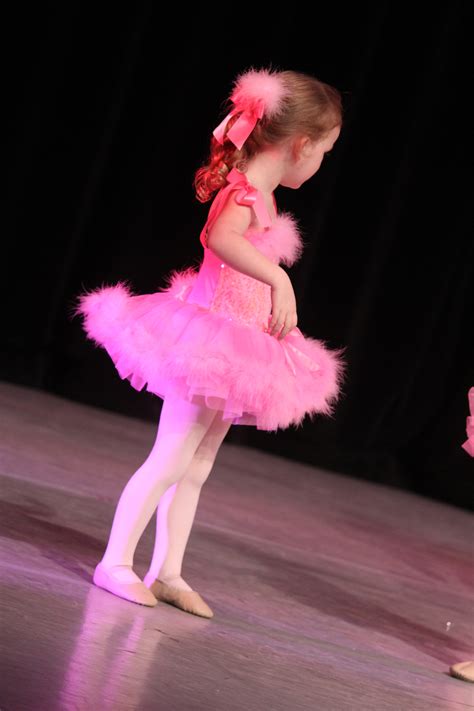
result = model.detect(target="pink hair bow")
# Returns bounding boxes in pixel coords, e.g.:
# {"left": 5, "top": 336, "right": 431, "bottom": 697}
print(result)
{"left": 461, "top": 386, "right": 474, "bottom": 457}
{"left": 213, "top": 98, "right": 265, "bottom": 151}
{"left": 212, "top": 67, "right": 289, "bottom": 151}
{"left": 226, "top": 167, "right": 273, "bottom": 228}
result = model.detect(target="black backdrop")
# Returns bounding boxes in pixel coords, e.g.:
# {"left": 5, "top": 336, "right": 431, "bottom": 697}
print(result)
{"left": 4, "top": 2, "right": 473, "bottom": 511}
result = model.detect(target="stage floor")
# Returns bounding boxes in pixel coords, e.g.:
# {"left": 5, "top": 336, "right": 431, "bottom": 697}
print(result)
{"left": 1, "top": 381, "right": 473, "bottom": 710}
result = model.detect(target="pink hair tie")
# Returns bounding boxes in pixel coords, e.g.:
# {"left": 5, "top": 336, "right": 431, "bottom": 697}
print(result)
{"left": 213, "top": 67, "right": 289, "bottom": 151}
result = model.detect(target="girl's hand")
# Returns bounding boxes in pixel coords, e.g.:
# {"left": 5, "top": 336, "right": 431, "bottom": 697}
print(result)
{"left": 268, "top": 269, "right": 298, "bottom": 340}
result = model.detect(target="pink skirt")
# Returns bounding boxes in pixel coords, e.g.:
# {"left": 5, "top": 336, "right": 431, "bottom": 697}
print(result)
{"left": 73, "top": 270, "right": 347, "bottom": 431}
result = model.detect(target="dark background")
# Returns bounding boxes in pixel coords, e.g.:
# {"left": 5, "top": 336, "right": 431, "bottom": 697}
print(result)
{"left": 4, "top": 3, "right": 473, "bottom": 510}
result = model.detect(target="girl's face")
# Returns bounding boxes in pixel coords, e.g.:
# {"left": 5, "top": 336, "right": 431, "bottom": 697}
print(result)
{"left": 280, "top": 125, "right": 341, "bottom": 188}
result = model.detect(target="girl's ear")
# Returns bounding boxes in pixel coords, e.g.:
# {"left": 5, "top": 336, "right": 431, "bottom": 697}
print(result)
{"left": 291, "top": 135, "right": 312, "bottom": 162}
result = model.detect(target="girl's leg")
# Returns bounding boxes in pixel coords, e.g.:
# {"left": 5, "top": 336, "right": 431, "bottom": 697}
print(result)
{"left": 143, "top": 408, "right": 232, "bottom": 590}
{"left": 99, "top": 393, "right": 218, "bottom": 584}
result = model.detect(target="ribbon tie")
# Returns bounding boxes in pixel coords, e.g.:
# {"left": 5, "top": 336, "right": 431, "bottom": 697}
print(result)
{"left": 213, "top": 99, "right": 265, "bottom": 151}
{"left": 226, "top": 167, "right": 273, "bottom": 229}
{"left": 199, "top": 166, "right": 272, "bottom": 248}
{"left": 281, "top": 337, "right": 321, "bottom": 377}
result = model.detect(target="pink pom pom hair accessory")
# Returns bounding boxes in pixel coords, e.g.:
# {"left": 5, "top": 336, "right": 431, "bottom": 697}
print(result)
{"left": 212, "top": 67, "right": 289, "bottom": 150}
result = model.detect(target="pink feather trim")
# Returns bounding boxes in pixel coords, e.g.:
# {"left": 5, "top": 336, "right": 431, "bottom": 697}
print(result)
{"left": 230, "top": 66, "right": 289, "bottom": 118}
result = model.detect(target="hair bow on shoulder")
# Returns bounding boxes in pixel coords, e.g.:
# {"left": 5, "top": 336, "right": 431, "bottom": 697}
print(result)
{"left": 226, "top": 168, "right": 273, "bottom": 229}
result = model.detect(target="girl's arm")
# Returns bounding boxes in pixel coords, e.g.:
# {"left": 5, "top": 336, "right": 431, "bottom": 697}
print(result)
{"left": 207, "top": 193, "right": 285, "bottom": 289}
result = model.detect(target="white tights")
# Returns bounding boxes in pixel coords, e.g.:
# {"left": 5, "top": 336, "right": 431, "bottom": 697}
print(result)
{"left": 100, "top": 394, "right": 232, "bottom": 590}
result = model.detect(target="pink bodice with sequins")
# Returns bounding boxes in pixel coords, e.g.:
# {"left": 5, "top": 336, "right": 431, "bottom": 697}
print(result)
{"left": 185, "top": 171, "right": 304, "bottom": 331}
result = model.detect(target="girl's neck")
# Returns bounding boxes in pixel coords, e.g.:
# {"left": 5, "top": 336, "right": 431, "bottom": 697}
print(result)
{"left": 238, "top": 146, "right": 287, "bottom": 196}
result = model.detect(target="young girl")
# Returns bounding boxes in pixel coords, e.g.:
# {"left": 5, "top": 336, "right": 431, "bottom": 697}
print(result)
{"left": 72, "top": 66, "right": 347, "bottom": 617}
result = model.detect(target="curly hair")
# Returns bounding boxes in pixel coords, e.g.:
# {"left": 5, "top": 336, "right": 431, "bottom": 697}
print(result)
{"left": 194, "top": 69, "right": 343, "bottom": 203}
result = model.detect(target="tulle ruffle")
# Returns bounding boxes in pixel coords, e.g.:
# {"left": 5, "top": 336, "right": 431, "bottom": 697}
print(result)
{"left": 74, "top": 277, "right": 347, "bottom": 431}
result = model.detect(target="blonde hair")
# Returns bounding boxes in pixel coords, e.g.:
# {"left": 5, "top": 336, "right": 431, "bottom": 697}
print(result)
{"left": 194, "top": 69, "right": 343, "bottom": 203}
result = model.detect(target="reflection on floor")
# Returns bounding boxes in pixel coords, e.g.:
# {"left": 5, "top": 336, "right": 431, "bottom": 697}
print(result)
{"left": 1, "top": 382, "right": 473, "bottom": 710}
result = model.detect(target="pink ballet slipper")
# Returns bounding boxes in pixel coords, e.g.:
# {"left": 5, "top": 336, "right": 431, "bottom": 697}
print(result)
{"left": 93, "top": 562, "right": 158, "bottom": 607}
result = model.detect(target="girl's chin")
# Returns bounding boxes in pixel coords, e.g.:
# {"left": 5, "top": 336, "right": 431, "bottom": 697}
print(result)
{"left": 279, "top": 178, "right": 302, "bottom": 189}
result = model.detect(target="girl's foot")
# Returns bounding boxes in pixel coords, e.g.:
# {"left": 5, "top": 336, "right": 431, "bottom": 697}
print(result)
{"left": 99, "top": 563, "right": 143, "bottom": 584}
{"left": 148, "top": 579, "right": 214, "bottom": 618}
{"left": 449, "top": 661, "right": 474, "bottom": 683}
{"left": 93, "top": 562, "right": 158, "bottom": 607}
{"left": 143, "top": 572, "right": 193, "bottom": 591}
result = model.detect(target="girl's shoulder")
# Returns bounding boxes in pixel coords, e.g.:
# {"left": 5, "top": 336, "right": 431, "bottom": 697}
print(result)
{"left": 224, "top": 169, "right": 276, "bottom": 230}
{"left": 200, "top": 174, "right": 275, "bottom": 247}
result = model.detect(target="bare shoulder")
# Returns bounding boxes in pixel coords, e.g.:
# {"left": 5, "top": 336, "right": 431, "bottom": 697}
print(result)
{"left": 207, "top": 190, "right": 253, "bottom": 246}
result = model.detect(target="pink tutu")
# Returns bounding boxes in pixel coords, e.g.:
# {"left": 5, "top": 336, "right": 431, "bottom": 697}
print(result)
{"left": 73, "top": 170, "right": 347, "bottom": 431}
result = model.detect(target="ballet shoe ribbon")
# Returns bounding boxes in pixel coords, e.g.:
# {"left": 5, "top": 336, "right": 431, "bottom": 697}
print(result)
{"left": 213, "top": 99, "right": 265, "bottom": 151}
{"left": 226, "top": 168, "right": 273, "bottom": 229}
{"left": 461, "top": 386, "right": 474, "bottom": 457}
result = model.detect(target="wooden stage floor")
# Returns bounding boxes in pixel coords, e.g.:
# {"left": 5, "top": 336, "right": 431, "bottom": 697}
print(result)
{"left": 1, "top": 382, "right": 473, "bottom": 710}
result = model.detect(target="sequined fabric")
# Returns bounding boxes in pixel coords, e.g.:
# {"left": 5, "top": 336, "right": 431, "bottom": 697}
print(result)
{"left": 189, "top": 172, "right": 304, "bottom": 332}
{"left": 204, "top": 213, "right": 303, "bottom": 331}
{"left": 208, "top": 261, "right": 272, "bottom": 330}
